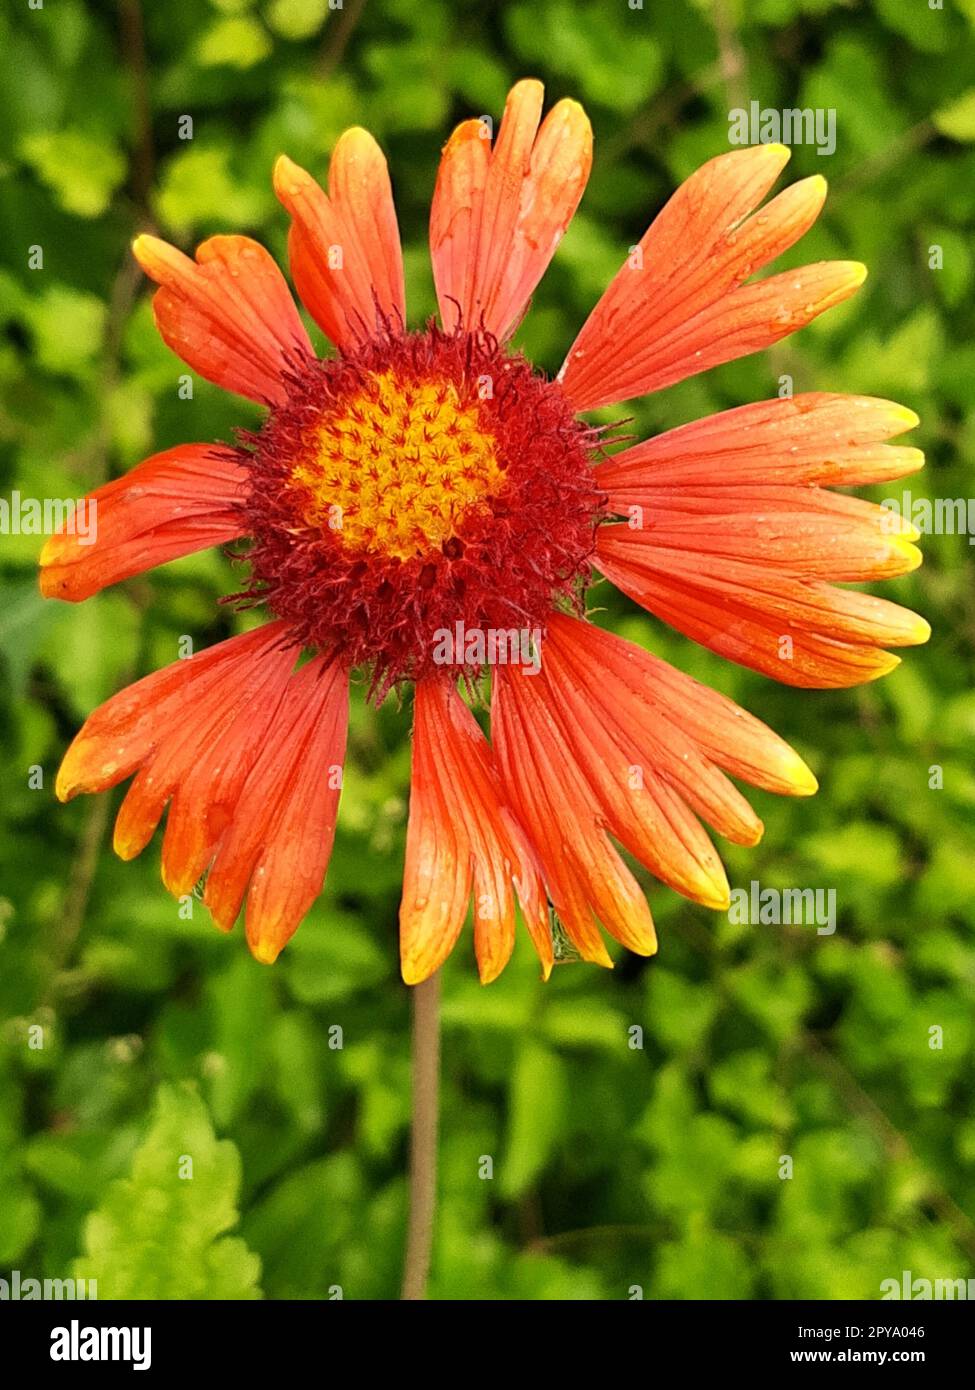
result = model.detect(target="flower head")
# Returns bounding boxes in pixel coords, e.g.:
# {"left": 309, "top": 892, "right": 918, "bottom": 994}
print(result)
{"left": 236, "top": 323, "right": 602, "bottom": 695}
{"left": 41, "top": 80, "right": 928, "bottom": 981}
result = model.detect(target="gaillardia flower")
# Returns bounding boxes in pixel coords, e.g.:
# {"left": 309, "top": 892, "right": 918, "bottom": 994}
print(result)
{"left": 41, "top": 80, "right": 928, "bottom": 982}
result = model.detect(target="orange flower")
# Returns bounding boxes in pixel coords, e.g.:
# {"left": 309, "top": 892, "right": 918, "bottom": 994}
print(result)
{"left": 41, "top": 80, "right": 928, "bottom": 981}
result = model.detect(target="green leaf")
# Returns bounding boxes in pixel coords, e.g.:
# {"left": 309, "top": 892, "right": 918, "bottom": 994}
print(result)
{"left": 194, "top": 16, "right": 272, "bottom": 69}
{"left": 72, "top": 1083, "right": 262, "bottom": 1299}
{"left": 925, "top": 225, "right": 973, "bottom": 308}
{"left": 647, "top": 969, "right": 719, "bottom": 1052}
{"left": 0, "top": 582, "right": 55, "bottom": 702}
{"left": 281, "top": 909, "right": 389, "bottom": 1004}
{"left": 0, "top": 1160, "right": 41, "bottom": 1264}
{"left": 39, "top": 594, "right": 140, "bottom": 721}
{"left": 267, "top": 0, "right": 332, "bottom": 40}
{"left": 933, "top": 90, "right": 975, "bottom": 142}
{"left": 28, "top": 284, "right": 106, "bottom": 375}
{"left": 20, "top": 130, "right": 126, "bottom": 218}
{"left": 206, "top": 955, "right": 277, "bottom": 1127}
{"left": 654, "top": 1220, "right": 754, "bottom": 1299}
{"left": 155, "top": 146, "right": 267, "bottom": 234}
{"left": 501, "top": 1042, "right": 567, "bottom": 1198}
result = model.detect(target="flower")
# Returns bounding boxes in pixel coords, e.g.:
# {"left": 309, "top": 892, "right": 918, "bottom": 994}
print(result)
{"left": 41, "top": 80, "right": 928, "bottom": 982}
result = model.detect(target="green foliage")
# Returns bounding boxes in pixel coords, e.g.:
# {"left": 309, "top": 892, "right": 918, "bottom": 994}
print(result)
{"left": 19, "top": 131, "right": 126, "bottom": 219}
{"left": 1, "top": 0, "right": 973, "bottom": 1302}
{"left": 73, "top": 1083, "right": 261, "bottom": 1300}
{"left": 933, "top": 90, "right": 975, "bottom": 142}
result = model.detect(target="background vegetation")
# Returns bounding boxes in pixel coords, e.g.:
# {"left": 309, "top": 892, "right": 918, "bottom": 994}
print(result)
{"left": 1, "top": 0, "right": 974, "bottom": 1300}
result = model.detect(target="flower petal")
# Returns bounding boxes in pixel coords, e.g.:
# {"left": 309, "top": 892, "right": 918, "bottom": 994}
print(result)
{"left": 594, "top": 389, "right": 928, "bottom": 687}
{"left": 39, "top": 445, "right": 248, "bottom": 602}
{"left": 273, "top": 128, "right": 405, "bottom": 352}
{"left": 64, "top": 622, "right": 345, "bottom": 967}
{"left": 546, "top": 613, "right": 818, "bottom": 800}
{"left": 559, "top": 145, "right": 862, "bottom": 409}
{"left": 56, "top": 623, "right": 294, "bottom": 803}
{"left": 520, "top": 620, "right": 733, "bottom": 909}
{"left": 133, "top": 234, "right": 313, "bottom": 406}
{"left": 492, "top": 663, "right": 658, "bottom": 965}
{"left": 113, "top": 636, "right": 297, "bottom": 864}
{"left": 544, "top": 614, "right": 762, "bottom": 850}
{"left": 158, "top": 651, "right": 300, "bottom": 897}
{"left": 601, "top": 488, "right": 922, "bottom": 581}
{"left": 595, "top": 394, "right": 924, "bottom": 491}
{"left": 202, "top": 655, "right": 349, "bottom": 963}
{"left": 430, "top": 79, "right": 592, "bottom": 341}
{"left": 400, "top": 678, "right": 550, "bottom": 985}
{"left": 595, "top": 528, "right": 928, "bottom": 688}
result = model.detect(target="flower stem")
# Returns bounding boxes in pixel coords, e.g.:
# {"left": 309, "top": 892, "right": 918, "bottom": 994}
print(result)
{"left": 401, "top": 971, "right": 441, "bottom": 1300}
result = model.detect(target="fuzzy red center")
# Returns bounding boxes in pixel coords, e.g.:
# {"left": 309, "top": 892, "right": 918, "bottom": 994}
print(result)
{"left": 234, "top": 327, "right": 604, "bottom": 692}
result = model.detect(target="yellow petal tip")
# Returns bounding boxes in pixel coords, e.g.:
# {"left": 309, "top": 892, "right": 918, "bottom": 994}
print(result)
{"left": 249, "top": 939, "right": 282, "bottom": 965}
{"left": 335, "top": 126, "right": 377, "bottom": 151}
{"left": 899, "top": 540, "right": 924, "bottom": 572}
{"left": 272, "top": 153, "right": 309, "bottom": 200}
{"left": 789, "top": 758, "right": 819, "bottom": 797}
{"left": 892, "top": 404, "right": 920, "bottom": 431}
{"left": 909, "top": 614, "right": 932, "bottom": 644}
{"left": 38, "top": 534, "right": 59, "bottom": 565}
{"left": 872, "top": 652, "right": 902, "bottom": 682}
{"left": 898, "top": 446, "right": 925, "bottom": 474}
{"left": 131, "top": 233, "right": 161, "bottom": 268}
{"left": 401, "top": 956, "right": 434, "bottom": 987}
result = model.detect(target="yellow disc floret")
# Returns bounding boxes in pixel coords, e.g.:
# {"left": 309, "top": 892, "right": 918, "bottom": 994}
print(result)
{"left": 289, "top": 370, "right": 504, "bottom": 561}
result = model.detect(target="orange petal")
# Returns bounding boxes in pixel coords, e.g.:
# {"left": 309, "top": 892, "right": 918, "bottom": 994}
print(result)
{"left": 595, "top": 394, "right": 924, "bottom": 492}
{"left": 274, "top": 128, "right": 405, "bottom": 352}
{"left": 400, "top": 678, "right": 550, "bottom": 986}
{"left": 601, "top": 488, "right": 922, "bottom": 581}
{"left": 203, "top": 656, "right": 349, "bottom": 963}
{"left": 526, "top": 620, "right": 732, "bottom": 908}
{"left": 547, "top": 613, "right": 818, "bottom": 800}
{"left": 492, "top": 664, "right": 658, "bottom": 964}
{"left": 428, "top": 121, "right": 490, "bottom": 334}
{"left": 60, "top": 626, "right": 348, "bottom": 958}
{"left": 595, "top": 531, "right": 927, "bottom": 688}
{"left": 133, "top": 234, "right": 313, "bottom": 405}
{"left": 594, "top": 388, "right": 928, "bottom": 687}
{"left": 559, "top": 146, "right": 862, "bottom": 409}
{"left": 157, "top": 646, "right": 299, "bottom": 893}
{"left": 39, "top": 445, "right": 248, "bottom": 602}
{"left": 56, "top": 623, "right": 294, "bottom": 803}
{"left": 545, "top": 614, "right": 765, "bottom": 848}
{"left": 430, "top": 79, "right": 592, "bottom": 340}
{"left": 113, "top": 636, "right": 297, "bottom": 864}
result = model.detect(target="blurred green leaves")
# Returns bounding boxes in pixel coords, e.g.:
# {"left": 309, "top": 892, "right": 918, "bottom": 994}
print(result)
{"left": 501, "top": 1042, "right": 568, "bottom": 1198}
{"left": 156, "top": 147, "right": 269, "bottom": 234}
{"left": 19, "top": 131, "right": 126, "bottom": 219}
{"left": 933, "top": 90, "right": 975, "bottom": 142}
{"left": 73, "top": 1083, "right": 261, "bottom": 1299}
